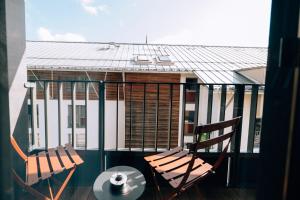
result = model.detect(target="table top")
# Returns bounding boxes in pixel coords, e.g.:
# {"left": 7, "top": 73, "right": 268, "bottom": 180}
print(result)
{"left": 93, "top": 166, "right": 146, "bottom": 200}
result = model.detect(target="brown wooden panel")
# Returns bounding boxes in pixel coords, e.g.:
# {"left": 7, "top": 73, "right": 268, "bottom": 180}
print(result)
{"left": 65, "top": 144, "right": 84, "bottom": 165}
{"left": 150, "top": 150, "right": 189, "bottom": 167}
{"left": 162, "top": 158, "right": 204, "bottom": 181}
{"left": 48, "top": 148, "right": 63, "bottom": 174}
{"left": 26, "top": 155, "right": 39, "bottom": 185}
{"left": 38, "top": 151, "right": 51, "bottom": 180}
{"left": 144, "top": 147, "right": 182, "bottom": 162}
{"left": 125, "top": 73, "right": 180, "bottom": 149}
{"left": 57, "top": 146, "right": 74, "bottom": 169}
{"left": 169, "top": 163, "right": 212, "bottom": 188}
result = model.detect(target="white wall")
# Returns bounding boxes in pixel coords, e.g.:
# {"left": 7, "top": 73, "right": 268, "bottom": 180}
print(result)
{"left": 31, "top": 99, "right": 125, "bottom": 150}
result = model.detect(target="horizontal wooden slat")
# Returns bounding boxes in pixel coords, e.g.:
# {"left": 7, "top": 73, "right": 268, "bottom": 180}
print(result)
{"left": 162, "top": 158, "right": 204, "bottom": 181}
{"left": 144, "top": 147, "right": 182, "bottom": 162}
{"left": 48, "top": 148, "right": 63, "bottom": 174}
{"left": 156, "top": 154, "right": 193, "bottom": 173}
{"left": 195, "top": 117, "right": 241, "bottom": 133}
{"left": 150, "top": 150, "right": 188, "bottom": 167}
{"left": 169, "top": 163, "right": 212, "bottom": 188}
{"left": 65, "top": 144, "right": 84, "bottom": 165}
{"left": 38, "top": 151, "right": 51, "bottom": 180}
{"left": 57, "top": 146, "right": 74, "bottom": 169}
{"left": 26, "top": 155, "right": 39, "bottom": 186}
{"left": 189, "top": 130, "right": 234, "bottom": 151}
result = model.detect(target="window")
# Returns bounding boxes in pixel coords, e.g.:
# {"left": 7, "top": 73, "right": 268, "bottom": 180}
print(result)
{"left": 76, "top": 105, "right": 86, "bottom": 128}
{"left": 184, "top": 111, "right": 195, "bottom": 134}
{"left": 185, "top": 111, "right": 195, "bottom": 123}
{"left": 68, "top": 105, "right": 72, "bottom": 128}
{"left": 155, "top": 55, "right": 173, "bottom": 65}
{"left": 133, "top": 55, "right": 152, "bottom": 65}
{"left": 186, "top": 78, "right": 198, "bottom": 91}
{"left": 36, "top": 104, "right": 39, "bottom": 128}
{"left": 254, "top": 118, "right": 262, "bottom": 149}
{"left": 28, "top": 105, "right": 32, "bottom": 129}
{"left": 76, "top": 133, "right": 85, "bottom": 148}
{"left": 68, "top": 105, "right": 86, "bottom": 128}
{"left": 186, "top": 78, "right": 198, "bottom": 103}
{"left": 68, "top": 133, "right": 72, "bottom": 145}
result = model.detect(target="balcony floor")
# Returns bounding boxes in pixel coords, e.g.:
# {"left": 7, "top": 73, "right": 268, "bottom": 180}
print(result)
{"left": 17, "top": 184, "right": 255, "bottom": 200}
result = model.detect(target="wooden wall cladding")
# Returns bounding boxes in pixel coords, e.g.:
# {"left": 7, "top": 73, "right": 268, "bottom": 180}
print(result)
{"left": 124, "top": 73, "right": 180, "bottom": 149}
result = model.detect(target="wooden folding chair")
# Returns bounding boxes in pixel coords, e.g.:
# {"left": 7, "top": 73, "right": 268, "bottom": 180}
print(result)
{"left": 11, "top": 137, "right": 84, "bottom": 200}
{"left": 144, "top": 117, "right": 241, "bottom": 200}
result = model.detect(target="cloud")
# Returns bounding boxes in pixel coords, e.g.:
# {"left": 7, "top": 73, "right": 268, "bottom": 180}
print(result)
{"left": 37, "top": 27, "right": 87, "bottom": 42}
{"left": 81, "top": 0, "right": 93, "bottom": 3}
{"left": 152, "top": 29, "right": 196, "bottom": 45}
{"left": 80, "top": 0, "right": 109, "bottom": 16}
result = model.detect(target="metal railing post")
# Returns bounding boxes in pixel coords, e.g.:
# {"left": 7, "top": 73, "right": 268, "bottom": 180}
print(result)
{"left": 99, "top": 81, "right": 105, "bottom": 172}
{"left": 229, "top": 84, "right": 245, "bottom": 187}
{"left": 247, "top": 85, "right": 259, "bottom": 152}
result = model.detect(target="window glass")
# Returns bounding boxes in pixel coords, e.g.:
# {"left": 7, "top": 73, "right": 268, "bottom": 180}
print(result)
{"left": 68, "top": 105, "right": 86, "bottom": 128}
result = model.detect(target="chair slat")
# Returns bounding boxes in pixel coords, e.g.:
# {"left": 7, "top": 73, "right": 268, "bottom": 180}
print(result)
{"left": 162, "top": 158, "right": 204, "bottom": 181}
{"left": 169, "top": 163, "right": 212, "bottom": 188}
{"left": 38, "top": 151, "right": 51, "bottom": 180}
{"left": 156, "top": 154, "right": 193, "bottom": 173}
{"left": 57, "top": 146, "right": 74, "bottom": 169}
{"left": 144, "top": 147, "right": 182, "bottom": 162}
{"left": 65, "top": 144, "right": 84, "bottom": 165}
{"left": 196, "top": 117, "right": 241, "bottom": 133}
{"left": 150, "top": 150, "right": 188, "bottom": 168}
{"left": 26, "top": 155, "right": 39, "bottom": 185}
{"left": 48, "top": 148, "right": 63, "bottom": 174}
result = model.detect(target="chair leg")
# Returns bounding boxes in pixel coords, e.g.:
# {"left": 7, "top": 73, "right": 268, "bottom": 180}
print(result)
{"left": 150, "top": 167, "right": 162, "bottom": 200}
{"left": 54, "top": 166, "right": 76, "bottom": 200}
{"left": 12, "top": 169, "right": 51, "bottom": 200}
{"left": 48, "top": 179, "right": 54, "bottom": 200}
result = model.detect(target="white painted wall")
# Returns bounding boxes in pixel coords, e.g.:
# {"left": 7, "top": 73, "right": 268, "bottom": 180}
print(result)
{"left": 238, "top": 68, "right": 266, "bottom": 84}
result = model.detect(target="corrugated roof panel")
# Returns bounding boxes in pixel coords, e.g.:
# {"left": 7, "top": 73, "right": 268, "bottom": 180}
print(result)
{"left": 26, "top": 41, "right": 267, "bottom": 84}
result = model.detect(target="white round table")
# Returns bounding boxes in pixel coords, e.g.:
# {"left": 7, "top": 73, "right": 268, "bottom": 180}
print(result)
{"left": 93, "top": 166, "right": 146, "bottom": 200}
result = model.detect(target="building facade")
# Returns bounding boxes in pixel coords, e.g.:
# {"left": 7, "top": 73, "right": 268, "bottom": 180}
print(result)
{"left": 26, "top": 41, "right": 266, "bottom": 152}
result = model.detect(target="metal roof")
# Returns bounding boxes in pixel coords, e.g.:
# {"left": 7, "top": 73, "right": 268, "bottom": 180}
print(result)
{"left": 26, "top": 41, "right": 267, "bottom": 84}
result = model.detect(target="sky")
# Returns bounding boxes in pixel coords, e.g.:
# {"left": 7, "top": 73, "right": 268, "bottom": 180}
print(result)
{"left": 25, "top": 0, "right": 272, "bottom": 47}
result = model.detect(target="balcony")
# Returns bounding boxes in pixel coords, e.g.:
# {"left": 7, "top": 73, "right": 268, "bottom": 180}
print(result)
{"left": 12, "top": 80, "right": 264, "bottom": 199}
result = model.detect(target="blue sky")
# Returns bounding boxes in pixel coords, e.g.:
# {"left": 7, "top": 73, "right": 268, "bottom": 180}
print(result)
{"left": 25, "top": 0, "right": 271, "bottom": 47}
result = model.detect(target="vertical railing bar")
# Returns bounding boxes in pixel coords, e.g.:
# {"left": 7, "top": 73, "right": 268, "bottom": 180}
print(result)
{"left": 229, "top": 84, "right": 245, "bottom": 187}
{"left": 180, "top": 84, "right": 186, "bottom": 148}
{"left": 218, "top": 85, "right": 227, "bottom": 152}
{"left": 30, "top": 87, "right": 35, "bottom": 146}
{"left": 193, "top": 84, "right": 200, "bottom": 143}
{"left": 71, "top": 82, "right": 75, "bottom": 147}
{"left": 85, "top": 82, "right": 88, "bottom": 150}
{"left": 116, "top": 83, "right": 119, "bottom": 151}
{"left": 71, "top": 82, "right": 76, "bottom": 147}
{"left": 57, "top": 82, "right": 62, "bottom": 146}
{"left": 155, "top": 84, "right": 159, "bottom": 151}
{"left": 168, "top": 84, "right": 173, "bottom": 150}
{"left": 231, "top": 85, "right": 245, "bottom": 151}
{"left": 142, "top": 83, "right": 146, "bottom": 151}
{"left": 44, "top": 81, "right": 48, "bottom": 149}
{"left": 129, "top": 83, "right": 133, "bottom": 151}
{"left": 206, "top": 84, "right": 214, "bottom": 152}
{"left": 247, "top": 85, "right": 259, "bottom": 152}
{"left": 98, "top": 81, "right": 105, "bottom": 172}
